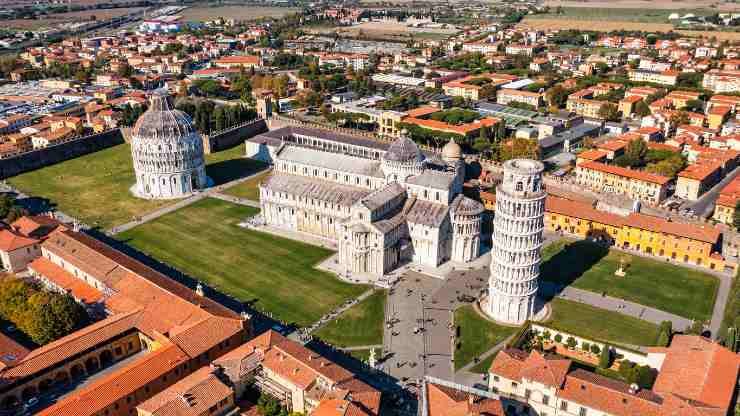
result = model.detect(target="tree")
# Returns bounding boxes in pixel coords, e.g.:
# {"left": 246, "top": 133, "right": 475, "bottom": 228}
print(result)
{"left": 726, "top": 327, "right": 737, "bottom": 352}
{"left": 598, "top": 102, "right": 620, "bottom": 122}
{"left": 581, "top": 341, "right": 591, "bottom": 352}
{"left": 546, "top": 85, "right": 569, "bottom": 108}
{"left": 686, "top": 320, "right": 704, "bottom": 335}
{"left": 599, "top": 344, "right": 611, "bottom": 369}
{"left": 669, "top": 110, "right": 690, "bottom": 127}
{"left": 590, "top": 344, "right": 601, "bottom": 355}
{"left": 542, "top": 330, "right": 551, "bottom": 341}
{"left": 213, "top": 106, "right": 226, "bottom": 132}
{"left": 554, "top": 333, "right": 563, "bottom": 343}
{"left": 634, "top": 100, "right": 651, "bottom": 118}
{"left": 473, "top": 137, "right": 491, "bottom": 154}
{"left": 682, "top": 99, "right": 704, "bottom": 113}
{"left": 625, "top": 138, "right": 648, "bottom": 164}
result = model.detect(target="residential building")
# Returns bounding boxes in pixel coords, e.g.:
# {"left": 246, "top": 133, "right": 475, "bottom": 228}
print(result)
{"left": 714, "top": 174, "right": 740, "bottom": 225}
{"left": 489, "top": 335, "right": 740, "bottom": 416}
{"left": 443, "top": 73, "right": 518, "bottom": 101}
{"left": 676, "top": 163, "right": 723, "bottom": 201}
{"left": 574, "top": 161, "right": 671, "bottom": 204}
{"left": 496, "top": 89, "right": 543, "bottom": 108}
{"left": 213, "top": 330, "right": 381, "bottom": 415}
{"left": 213, "top": 55, "right": 261, "bottom": 69}
{"left": 703, "top": 69, "right": 740, "bottom": 92}
{"left": 628, "top": 69, "right": 679, "bottom": 86}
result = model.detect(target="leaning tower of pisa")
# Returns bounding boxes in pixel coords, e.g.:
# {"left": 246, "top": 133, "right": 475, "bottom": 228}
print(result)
{"left": 487, "top": 159, "right": 547, "bottom": 325}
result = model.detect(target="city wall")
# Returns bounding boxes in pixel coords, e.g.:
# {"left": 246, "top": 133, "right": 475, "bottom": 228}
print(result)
{"left": 0, "top": 129, "right": 125, "bottom": 179}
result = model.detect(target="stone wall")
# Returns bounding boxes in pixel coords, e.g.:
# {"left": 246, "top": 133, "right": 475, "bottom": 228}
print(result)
{"left": 202, "top": 119, "right": 268, "bottom": 154}
{"left": 0, "top": 129, "right": 125, "bottom": 179}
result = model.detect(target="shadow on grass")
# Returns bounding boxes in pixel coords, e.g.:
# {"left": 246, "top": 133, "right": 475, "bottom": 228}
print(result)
{"left": 87, "top": 229, "right": 294, "bottom": 335}
{"left": 539, "top": 239, "right": 609, "bottom": 302}
{"left": 206, "top": 158, "right": 267, "bottom": 186}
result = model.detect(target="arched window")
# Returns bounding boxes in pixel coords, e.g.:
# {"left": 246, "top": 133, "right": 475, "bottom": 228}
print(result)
{"left": 516, "top": 182, "right": 523, "bottom": 191}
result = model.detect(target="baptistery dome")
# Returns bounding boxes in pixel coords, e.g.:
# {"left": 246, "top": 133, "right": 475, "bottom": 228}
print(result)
{"left": 130, "top": 90, "right": 208, "bottom": 199}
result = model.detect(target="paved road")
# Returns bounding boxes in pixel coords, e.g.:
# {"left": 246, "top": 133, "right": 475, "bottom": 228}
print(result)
{"left": 688, "top": 166, "right": 740, "bottom": 218}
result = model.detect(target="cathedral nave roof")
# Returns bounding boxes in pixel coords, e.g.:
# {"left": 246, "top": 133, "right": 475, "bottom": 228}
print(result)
{"left": 262, "top": 174, "right": 371, "bottom": 207}
{"left": 276, "top": 145, "right": 383, "bottom": 177}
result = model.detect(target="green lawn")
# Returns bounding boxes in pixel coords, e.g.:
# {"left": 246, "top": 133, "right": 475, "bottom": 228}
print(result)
{"left": 454, "top": 305, "right": 518, "bottom": 371}
{"left": 541, "top": 239, "right": 718, "bottom": 321}
{"left": 222, "top": 170, "right": 271, "bottom": 201}
{"left": 546, "top": 298, "right": 661, "bottom": 347}
{"left": 314, "top": 290, "right": 386, "bottom": 348}
{"left": 8, "top": 144, "right": 264, "bottom": 229}
{"left": 117, "top": 198, "right": 366, "bottom": 326}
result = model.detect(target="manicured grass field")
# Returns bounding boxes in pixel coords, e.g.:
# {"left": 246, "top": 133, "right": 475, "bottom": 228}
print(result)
{"left": 8, "top": 144, "right": 264, "bottom": 229}
{"left": 470, "top": 351, "right": 498, "bottom": 374}
{"left": 454, "top": 305, "right": 518, "bottom": 371}
{"left": 9, "top": 144, "right": 169, "bottom": 230}
{"left": 541, "top": 239, "right": 718, "bottom": 321}
{"left": 314, "top": 290, "right": 386, "bottom": 348}
{"left": 117, "top": 198, "right": 366, "bottom": 327}
{"left": 546, "top": 298, "right": 661, "bottom": 347}
{"left": 222, "top": 171, "right": 271, "bottom": 201}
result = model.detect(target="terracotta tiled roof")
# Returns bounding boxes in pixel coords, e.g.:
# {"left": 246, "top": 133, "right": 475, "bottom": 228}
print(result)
{"left": 577, "top": 149, "right": 608, "bottom": 161}
{"left": 625, "top": 213, "right": 720, "bottom": 244}
{"left": 426, "top": 382, "right": 504, "bottom": 416}
{"left": 559, "top": 369, "right": 663, "bottom": 416}
{"left": 10, "top": 215, "right": 61, "bottom": 239}
{"left": 520, "top": 350, "right": 570, "bottom": 387}
{"left": 0, "top": 310, "right": 141, "bottom": 383}
{"left": 0, "top": 229, "right": 37, "bottom": 252}
{"left": 677, "top": 163, "right": 721, "bottom": 182}
{"left": 39, "top": 343, "right": 190, "bottom": 416}
{"left": 652, "top": 335, "right": 740, "bottom": 411}
{"left": 28, "top": 257, "right": 103, "bottom": 304}
{"left": 716, "top": 174, "right": 740, "bottom": 207}
{"left": 0, "top": 332, "right": 29, "bottom": 367}
{"left": 578, "top": 161, "right": 671, "bottom": 185}
{"left": 169, "top": 315, "right": 245, "bottom": 357}
{"left": 489, "top": 348, "right": 527, "bottom": 381}
{"left": 136, "top": 366, "right": 233, "bottom": 416}
{"left": 596, "top": 139, "right": 628, "bottom": 152}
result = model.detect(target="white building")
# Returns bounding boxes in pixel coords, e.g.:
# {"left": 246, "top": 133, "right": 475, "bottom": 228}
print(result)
{"left": 130, "top": 91, "right": 209, "bottom": 199}
{"left": 487, "top": 159, "right": 546, "bottom": 325}
{"left": 248, "top": 127, "right": 484, "bottom": 280}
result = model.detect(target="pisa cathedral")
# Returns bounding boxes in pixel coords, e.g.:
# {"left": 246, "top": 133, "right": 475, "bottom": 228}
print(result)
{"left": 247, "top": 126, "right": 484, "bottom": 279}
{"left": 130, "top": 90, "right": 209, "bottom": 199}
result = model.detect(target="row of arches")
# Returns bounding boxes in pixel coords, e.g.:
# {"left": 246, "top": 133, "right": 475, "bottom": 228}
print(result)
{"left": 494, "top": 216, "right": 544, "bottom": 235}
{"left": 493, "top": 232, "right": 543, "bottom": 252}
{"left": 495, "top": 197, "right": 544, "bottom": 218}
{"left": 1, "top": 350, "right": 115, "bottom": 410}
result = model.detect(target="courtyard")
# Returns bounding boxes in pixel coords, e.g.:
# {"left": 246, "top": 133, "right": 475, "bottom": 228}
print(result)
{"left": 117, "top": 198, "right": 367, "bottom": 327}
{"left": 8, "top": 144, "right": 264, "bottom": 229}
{"left": 540, "top": 239, "right": 719, "bottom": 321}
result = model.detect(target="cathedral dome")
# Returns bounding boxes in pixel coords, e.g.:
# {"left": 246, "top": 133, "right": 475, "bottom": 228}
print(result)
{"left": 385, "top": 134, "right": 422, "bottom": 163}
{"left": 441, "top": 139, "right": 462, "bottom": 161}
{"left": 131, "top": 90, "right": 195, "bottom": 140}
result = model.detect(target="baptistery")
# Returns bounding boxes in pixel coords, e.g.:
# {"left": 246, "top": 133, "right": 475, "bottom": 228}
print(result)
{"left": 130, "top": 90, "right": 208, "bottom": 199}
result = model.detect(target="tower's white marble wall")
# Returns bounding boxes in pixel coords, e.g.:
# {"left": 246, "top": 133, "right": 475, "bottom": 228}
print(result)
{"left": 488, "top": 159, "right": 546, "bottom": 325}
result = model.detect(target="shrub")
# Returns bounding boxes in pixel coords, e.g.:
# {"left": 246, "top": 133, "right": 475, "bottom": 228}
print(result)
{"left": 566, "top": 336, "right": 577, "bottom": 350}
{"left": 590, "top": 344, "right": 601, "bottom": 355}
{"left": 542, "top": 330, "right": 551, "bottom": 340}
{"left": 581, "top": 342, "right": 591, "bottom": 352}
{"left": 554, "top": 333, "right": 563, "bottom": 343}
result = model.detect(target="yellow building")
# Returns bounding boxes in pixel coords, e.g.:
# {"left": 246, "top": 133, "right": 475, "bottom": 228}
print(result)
{"left": 566, "top": 97, "right": 604, "bottom": 119}
{"left": 713, "top": 175, "right": 740, "bottom": 225}
{"left": 708, "top": 105, "right": 731, "bottom": 130}
{"left": 481, "top": 193, "right": 727, "bottom": 271}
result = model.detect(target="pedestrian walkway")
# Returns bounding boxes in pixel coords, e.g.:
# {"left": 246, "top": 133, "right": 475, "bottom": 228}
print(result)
{"left": 540, "top": 282, "right": 693, "bottom": 331}
{"left": 107, "top": 167, "right": 271, "bottom": 235}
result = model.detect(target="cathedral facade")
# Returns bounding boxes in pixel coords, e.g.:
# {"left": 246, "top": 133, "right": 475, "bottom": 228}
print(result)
{"left": 248, "top": 126, "right": 484, "bottom": 279}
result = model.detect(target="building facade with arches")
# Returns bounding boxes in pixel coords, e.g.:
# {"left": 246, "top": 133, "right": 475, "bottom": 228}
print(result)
{"left": 254, "top": 127, "right": 484, "bottom": 279}
{"left": 130, "top": 90, "right": 208, "bottom": 199}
